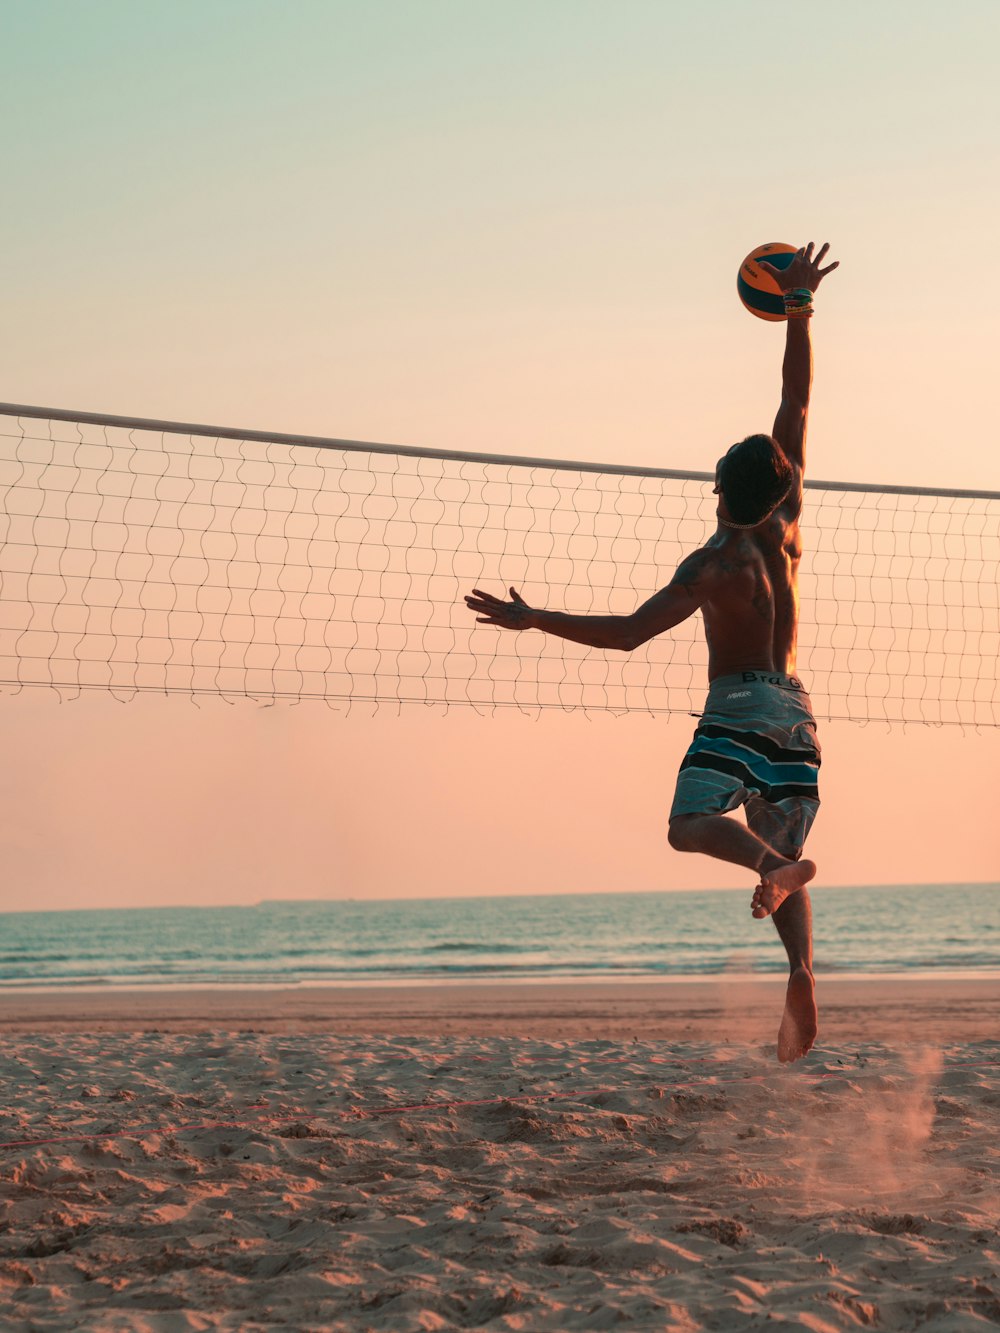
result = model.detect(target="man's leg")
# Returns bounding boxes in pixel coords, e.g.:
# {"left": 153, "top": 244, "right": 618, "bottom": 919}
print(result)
{"left": 769, "top": 889, "right": 817, "bottom": 1062}
{"left": 746, "top": 798, "right": 818, "bottom": 1063}
{"left": 668, "top": 813, "right": 816, "bottom": 916}
{"left": 771, "top": 888, "right": 813, "bottom": 974}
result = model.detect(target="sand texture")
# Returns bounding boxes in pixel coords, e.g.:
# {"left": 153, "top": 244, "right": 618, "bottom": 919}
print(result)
{"left": 1, "top": 976, "right": 998, "bottom": 1042}
{"left": 1, "top": 1015, "right": 999, "bottom": 1330}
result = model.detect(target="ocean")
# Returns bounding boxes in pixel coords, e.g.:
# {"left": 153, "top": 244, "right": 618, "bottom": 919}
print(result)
{"left": 2, "top": 885, "right": 998, "bottom": 989}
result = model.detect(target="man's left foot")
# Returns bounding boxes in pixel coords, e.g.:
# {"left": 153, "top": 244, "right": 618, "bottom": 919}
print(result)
{"left": 751, "top": 859, "right": 816, "bottom": 919}
{"left": 777, "top": 966, "right": 818, "bottom": 1063}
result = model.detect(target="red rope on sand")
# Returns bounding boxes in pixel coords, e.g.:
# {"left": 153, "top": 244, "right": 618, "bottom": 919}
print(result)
{"left": 1, "top": 1056, "right": 990, "bottom": 1152}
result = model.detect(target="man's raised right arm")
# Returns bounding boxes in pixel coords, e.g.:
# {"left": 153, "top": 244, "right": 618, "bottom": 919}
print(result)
{"left": 759, "top": 241, "right": 839, "bottom": 475}
{"left": 772, "top": 317, "right": 812, "bottom": 473}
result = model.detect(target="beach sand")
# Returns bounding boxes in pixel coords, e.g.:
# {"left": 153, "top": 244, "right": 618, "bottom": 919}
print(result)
{"left": 1, "top": 979, "right": 998, "bottom": 1330}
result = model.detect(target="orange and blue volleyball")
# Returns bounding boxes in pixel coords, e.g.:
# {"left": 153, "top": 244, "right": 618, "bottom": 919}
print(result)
{"left": 737, "top": 243, "right": 798, "bottom": 321}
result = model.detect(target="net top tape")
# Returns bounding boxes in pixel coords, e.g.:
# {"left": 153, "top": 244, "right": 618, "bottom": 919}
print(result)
{"left": 2, "top": 402, "right": 997, "bottom": 503}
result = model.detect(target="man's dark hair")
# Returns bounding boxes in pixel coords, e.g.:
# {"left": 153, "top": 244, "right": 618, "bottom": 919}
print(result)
{"left": 718, "top": 434, "right": 794, "bottom": 525}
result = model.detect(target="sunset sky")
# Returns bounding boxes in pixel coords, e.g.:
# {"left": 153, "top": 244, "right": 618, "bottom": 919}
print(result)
{"left": 2, "top": 0, "right": 998, "bottom": 909}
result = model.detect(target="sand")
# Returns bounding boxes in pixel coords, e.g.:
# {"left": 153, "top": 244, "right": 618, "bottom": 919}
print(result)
{"left": 1, "top": 979, "right": 998, "bottom": 1331}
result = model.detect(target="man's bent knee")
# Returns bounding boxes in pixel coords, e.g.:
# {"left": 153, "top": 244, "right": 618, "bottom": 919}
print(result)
{"left": 668, "top": 814, "right": 703, "bottom": 852}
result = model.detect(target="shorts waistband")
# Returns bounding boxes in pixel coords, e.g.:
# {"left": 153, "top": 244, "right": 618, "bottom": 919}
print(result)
{"left": 708, "top": 671, "right": 809, "bottom": 695}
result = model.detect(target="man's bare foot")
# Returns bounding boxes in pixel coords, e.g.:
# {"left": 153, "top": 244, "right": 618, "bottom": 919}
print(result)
{"left": 750, "top": 859, "right": 816, "bottom": 919}
{"left": 777, "top": 966, "right": 818, "bottom": 1063}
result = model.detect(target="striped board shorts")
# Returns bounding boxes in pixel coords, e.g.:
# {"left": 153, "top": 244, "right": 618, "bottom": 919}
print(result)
{"left": 669, "top": 671, "right": 821, "bottom": 860}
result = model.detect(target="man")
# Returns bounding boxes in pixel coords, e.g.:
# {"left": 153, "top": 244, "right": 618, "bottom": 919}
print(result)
{"left": 465, "top": 242, "right": 839, "bottom": 1062}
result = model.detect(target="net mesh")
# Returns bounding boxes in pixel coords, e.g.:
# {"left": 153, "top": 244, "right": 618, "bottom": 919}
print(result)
{"left": 1, "top": 407, "right": 997, "bottom": 726}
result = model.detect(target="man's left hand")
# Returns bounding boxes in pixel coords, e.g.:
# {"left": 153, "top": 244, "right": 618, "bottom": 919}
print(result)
{"left": 464, "top": 586, "right": 533, "bottom": 630}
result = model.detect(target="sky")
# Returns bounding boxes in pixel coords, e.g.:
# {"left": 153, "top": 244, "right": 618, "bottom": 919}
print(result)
{"left": 2, "top": 0, "right": 998, "bottom": 909}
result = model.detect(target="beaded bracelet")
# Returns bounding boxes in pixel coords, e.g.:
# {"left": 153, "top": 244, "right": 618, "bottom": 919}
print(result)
{"left": 783, "top": 287, "right": 814, "bottom": 318}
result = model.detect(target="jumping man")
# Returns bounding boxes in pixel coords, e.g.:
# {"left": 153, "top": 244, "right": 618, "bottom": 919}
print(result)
{"left": 465, "top": 243, "right": 839, "bottom": 1062}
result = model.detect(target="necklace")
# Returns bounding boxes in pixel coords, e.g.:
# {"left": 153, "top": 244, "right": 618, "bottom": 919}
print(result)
{"left": 718, "top": 482, "right": 793, "bottom": 530}
{"left": 719, "top": 516, "right": 766, "bottom": 531}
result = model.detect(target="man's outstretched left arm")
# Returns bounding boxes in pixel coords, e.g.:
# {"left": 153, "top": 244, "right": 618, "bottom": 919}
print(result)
{"left": 464, "top": 549, "right": 712, "bottom": 651}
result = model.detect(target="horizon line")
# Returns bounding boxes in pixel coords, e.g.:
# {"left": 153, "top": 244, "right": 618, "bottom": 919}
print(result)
{"left": 3, "top": 880, "right": 998, "bottom": 916}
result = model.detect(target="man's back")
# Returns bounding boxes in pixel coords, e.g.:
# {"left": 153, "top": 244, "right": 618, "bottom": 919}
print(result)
{"left": 701, "top": 486, "right": 803, "bottom": 680}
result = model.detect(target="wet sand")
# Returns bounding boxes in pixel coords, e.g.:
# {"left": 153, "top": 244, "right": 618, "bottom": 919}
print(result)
{"left": 1, "top": 974, "right": 996, "bottom": 1043}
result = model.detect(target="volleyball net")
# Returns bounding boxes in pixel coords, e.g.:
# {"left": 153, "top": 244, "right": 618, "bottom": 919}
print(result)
{"left": 0, "top": 404, "right": 997, "bottom": 726}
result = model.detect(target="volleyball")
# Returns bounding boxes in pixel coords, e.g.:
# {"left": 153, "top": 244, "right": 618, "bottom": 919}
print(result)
{"left": 737, "top": 242, "right": 798, "bottom": 321}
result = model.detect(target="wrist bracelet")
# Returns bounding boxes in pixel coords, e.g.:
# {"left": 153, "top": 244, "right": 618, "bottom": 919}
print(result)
{"left": 783, "top": 287, "right": 814, "bottom": 318}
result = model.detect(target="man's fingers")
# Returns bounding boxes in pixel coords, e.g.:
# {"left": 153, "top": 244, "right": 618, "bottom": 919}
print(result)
{"left": 818, "top": 260, "right": 839, "bottom": 277}
{"left": 815, "top": 242, "right": 830, "bottom": 263}
{"left": 803, "top": 242, "right": 814, "bottom": 262}
{"left": 466, "top": 586, "right": 527, "bottom": 629}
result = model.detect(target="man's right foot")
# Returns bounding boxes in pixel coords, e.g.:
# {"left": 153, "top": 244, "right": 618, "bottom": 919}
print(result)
{"left": 751, "top": 859, "right": 816, "bottom": 919}
{"left": 777, "top": 966, "right": 818, "bottom": 1063}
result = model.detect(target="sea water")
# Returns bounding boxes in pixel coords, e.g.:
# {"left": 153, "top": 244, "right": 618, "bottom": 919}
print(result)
{"left": 2, "top": 884, "right": 998, "bottom": 988}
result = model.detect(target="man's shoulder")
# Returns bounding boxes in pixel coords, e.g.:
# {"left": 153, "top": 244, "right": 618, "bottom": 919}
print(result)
{"left": 670, "top": 543, "right": 725, "bottom": 595}
{"left": 775, "top": 458, "right": 804, "bottom": 521}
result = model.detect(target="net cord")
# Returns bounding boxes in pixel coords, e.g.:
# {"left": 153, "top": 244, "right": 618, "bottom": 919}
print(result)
{"left": 1, "top": 402, "right": 997, "bottom": 502}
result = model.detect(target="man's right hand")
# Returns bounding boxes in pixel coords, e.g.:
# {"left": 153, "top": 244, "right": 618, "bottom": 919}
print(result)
{"left": 760, "top": 241, "right": 839, "bottom": 293}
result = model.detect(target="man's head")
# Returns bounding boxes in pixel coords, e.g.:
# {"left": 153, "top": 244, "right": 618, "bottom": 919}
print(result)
{"left": 714, "top": 434, "right": 793, "bottom": 527}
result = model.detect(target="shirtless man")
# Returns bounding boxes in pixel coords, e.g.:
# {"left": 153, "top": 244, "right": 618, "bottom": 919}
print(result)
{"left": 465, "top": 242, "right": 839, "bottom": 1061}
